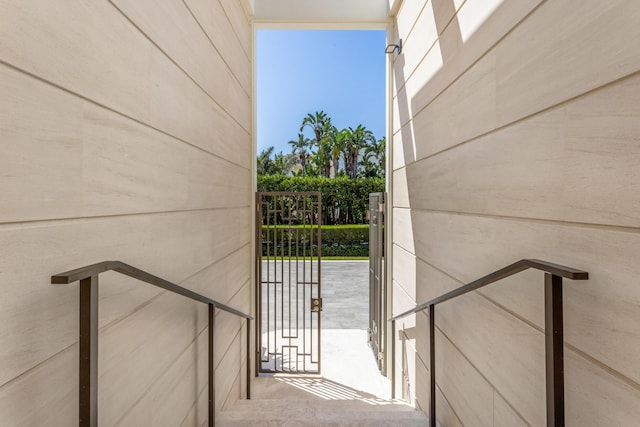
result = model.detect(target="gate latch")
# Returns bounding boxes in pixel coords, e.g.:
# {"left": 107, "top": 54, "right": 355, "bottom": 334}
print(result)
{"left": 311, "top": 298, "right": 323, "bottom": 312}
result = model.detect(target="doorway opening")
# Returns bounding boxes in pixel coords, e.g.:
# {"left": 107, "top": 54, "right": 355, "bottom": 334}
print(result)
{"left": 255, "top": 29, "right": 390, "bottom": 398}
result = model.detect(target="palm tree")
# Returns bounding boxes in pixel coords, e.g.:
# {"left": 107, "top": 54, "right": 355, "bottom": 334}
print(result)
{"left": 257, "top": 146, "right": 275, "bottom": 175}
{"left": 322, "top": 125, "right": 343, "bottom": 177}
{"left": 340, "top": 125, "right": 375, "bottom": 179}
{"left": 363, "top": 136, "right": 386, "bottom": 177}
{"left": 288, "top": 133, "right": 311, "bottom": 176}
{"left": 273, "top": 151, "right": 297, "bottom": 176}
{"left": 300, "top": 111, "right": 331, "bottom": 148}
{"left": 338, "top": 128, "right": 352, "bottom": 178}
{"left": 301, "top": 111, "right": 333, "bottom": 178}
{"left": 311, "top": 138, "right": 332, "bottom": 178}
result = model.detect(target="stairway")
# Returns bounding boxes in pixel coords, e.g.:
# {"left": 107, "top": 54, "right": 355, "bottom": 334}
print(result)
{"left": 218, "top": 376, "right": 428, "bottom": 426}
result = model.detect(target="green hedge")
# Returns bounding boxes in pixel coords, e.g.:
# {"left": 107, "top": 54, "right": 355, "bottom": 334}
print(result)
{"left": 258, "top": 175, "right": 384, "bottom": 225}
{"left": 261, "top": 225, "right": 371, "bottom": 257}
{"left": 321, "top": 244, "right": 368, "bottom": 257}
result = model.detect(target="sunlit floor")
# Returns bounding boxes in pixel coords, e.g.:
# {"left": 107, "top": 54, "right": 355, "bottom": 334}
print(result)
{"left": 321, "top": 328, "right": 391, "bottom": 399}
{"left": 321, "top": 260, "right": 390, "bottom": 399}
{"left": 257, "top": 261, "right": 391, "bottom": 400}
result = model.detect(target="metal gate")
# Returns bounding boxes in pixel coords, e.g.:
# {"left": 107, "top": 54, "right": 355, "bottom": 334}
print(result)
{"left": 369, "top": 192, "right": 386, "bottom": 374}
{"left": 256, "top": 192, "right": 322, "bottom": 374}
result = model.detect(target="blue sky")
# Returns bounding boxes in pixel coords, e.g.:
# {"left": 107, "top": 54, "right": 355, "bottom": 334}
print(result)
{"left": 256, "top": 30, "right": 387, "bottom": 155}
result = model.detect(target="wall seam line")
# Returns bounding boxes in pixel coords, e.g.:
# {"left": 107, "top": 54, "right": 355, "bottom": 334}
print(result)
{"left": 217, "top": 0, "right": 252, "bottom": 60}
{"left": 414, "top": 256, "right": 552, "bottom": 335}
{"left": 393, "top": 207, "right": 640, "bottom": 235}
{"left": 0, "top": 207, "right": 252, "bottom": 229}
{"left": 392, "top": 0, "right": 546, "bottom": 136}
{"left": 99, "top": 250, "right": 251, "bottom": 336}
{"left": 434, "top": 382, "right": 466, "bottom": 427}
{"left": 0, "top": 259, "right": 250, "bottom": 391}
{"left": 215, "top": 322, "right": 245, "bottom": 372}
{"left": 436, "top": 324, "right": 533, "bottom": 427}
{"left": 220, "top": 367, "right": 243, "bottom": 410}
{"left": 182, "top": 0, "right": 251, "bottom": 92}
{"left": 177, "top": 382, "right": 208, "bottom": 426}
{"left": 106, "top": 0, "right": 251, "bottom": 131}
{"left": 396, "top": 68, "right": 640, "bottom": 168}
{"left": 98, "top": 275, "right": 250, "bottom": 339}
{"left": 113, "top": 280, "right": 249, "bottom": 424}
{"left": 390, "top": 240, "right": 415, "bottom": 259}
{"left": 0, "top": 341, "right": 77, "bottom": 391}
{"left": 396, "top": 0, "right": 433, "bottom": 61}
{"left": 0, "top": 59, "right": 252, "bottom": 170}
{"left": 394, "top": 0, "right": 468, "bottom": 96}
{"left": 112, "top": 327, "right": 208, "bottom": 426}
{"left": 565, "top": 343, "right": 640, "bottom": 394}
{"left": 410, "top": 256, "right": 640, "bottom": 400}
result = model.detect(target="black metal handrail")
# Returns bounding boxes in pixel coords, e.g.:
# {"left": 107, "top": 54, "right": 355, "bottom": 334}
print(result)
{"left": 389, "top": 259, "right": 589, "bottom": 427}
{"left": 52, "top": 261, "right": 253, "bottom": 427}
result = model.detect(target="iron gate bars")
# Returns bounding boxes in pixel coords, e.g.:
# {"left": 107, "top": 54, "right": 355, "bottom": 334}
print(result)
{"left": 368, "top": 192, "right": 386, "bottom": 374}
{"left": 256, "top": 192, "right": 322, "bottom": 374}
{"left": 390, "top": 259, "right": 588, "bottom": 427}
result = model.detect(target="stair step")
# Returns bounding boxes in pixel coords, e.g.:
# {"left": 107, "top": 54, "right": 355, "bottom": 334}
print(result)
{"left": 219, "top": 398, "right": 428, "bottom": 426}
{"left": 225, "top": 399, "right": 417, "bottom": 413}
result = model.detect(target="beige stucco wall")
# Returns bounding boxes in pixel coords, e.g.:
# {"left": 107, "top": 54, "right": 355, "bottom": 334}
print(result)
{"left": 391, "top": 0, "right": 640, "bottom": 425}
{"left": 0, "top": 0, "right": 252, "bottom": 425}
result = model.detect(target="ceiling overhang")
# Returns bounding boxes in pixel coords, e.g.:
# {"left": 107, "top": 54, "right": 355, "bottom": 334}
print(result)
{"left": 244, "top": 0, "right": 401, "bottom": 24}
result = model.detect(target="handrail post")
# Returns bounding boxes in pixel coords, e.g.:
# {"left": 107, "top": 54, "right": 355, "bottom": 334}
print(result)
{"left": 429, "top": 304, "right": 436, "bottom": 427}
{"left": 545, "top": 274, "right": 564, "bottom": 426}
{"left": 246, "top": 318, "right": 251, "bottom": 399}
{"left": 79, "top": 275, "right": 98, "bottom": 427}
{"left": 52, "top": 262, "right": 254, "bottom": 427}
{"left": 391, "top": 319, "right": 396, "bottom": 399}
{"left": 209, "top": 304, "right": 215, "bottom": 427}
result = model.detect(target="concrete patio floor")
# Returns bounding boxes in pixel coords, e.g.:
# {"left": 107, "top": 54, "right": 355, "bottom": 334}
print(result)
{"left": 320, "top": 261, "right": 390, "bottom": 399}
